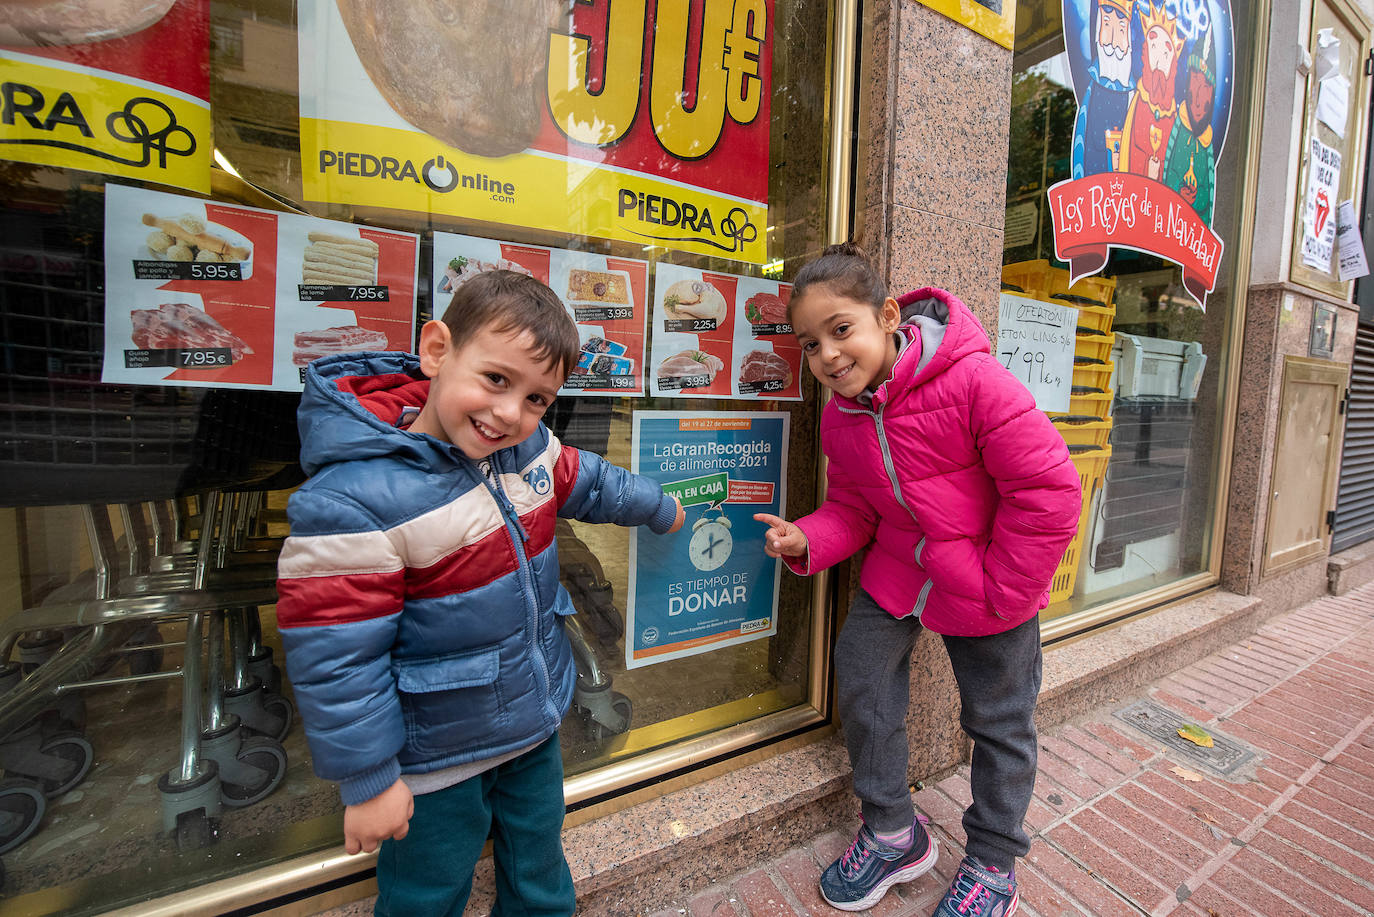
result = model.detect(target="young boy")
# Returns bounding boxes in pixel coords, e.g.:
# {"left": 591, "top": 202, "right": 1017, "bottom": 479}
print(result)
{"left": 276, "top": 270, "right": 684, "bottom": 916}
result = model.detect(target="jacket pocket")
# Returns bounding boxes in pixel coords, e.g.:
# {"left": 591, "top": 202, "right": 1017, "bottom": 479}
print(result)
{"left": 394, "top": 645, "right": 508, "bottom": 756}
{"left": 921, "top": 537, "right": 989, "bottom": 604}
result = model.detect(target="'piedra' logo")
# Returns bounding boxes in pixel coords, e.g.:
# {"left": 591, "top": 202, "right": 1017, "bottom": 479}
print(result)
{"left": 618, "top": 188, "right": 757, "bottom": 255}
{"left": 1, "top": 82, "right": 195, "bottom": 168}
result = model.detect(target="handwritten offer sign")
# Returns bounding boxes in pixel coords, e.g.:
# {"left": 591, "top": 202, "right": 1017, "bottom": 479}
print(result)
{"left": 996, "top": 293, "right": 1076, "bottom": 413}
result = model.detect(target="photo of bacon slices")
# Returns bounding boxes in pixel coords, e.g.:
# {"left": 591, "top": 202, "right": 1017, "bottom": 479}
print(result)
{"left": 130, "top": 302, "right": 253, "bottom": 360}
{"left": 293, "top": 325, "right": 390, "bottom": 366}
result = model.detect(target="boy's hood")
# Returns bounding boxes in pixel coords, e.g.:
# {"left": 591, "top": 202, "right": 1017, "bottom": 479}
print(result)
{"left": 297, "top": 351, "right": 449, "bottom": 476}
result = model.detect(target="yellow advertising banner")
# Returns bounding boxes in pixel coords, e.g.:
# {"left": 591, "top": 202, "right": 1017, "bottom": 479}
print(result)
{"left": 298, "top": 0, "right": 771, "bottom": 264}
{"left": 301, "top": 119, "right": 767, "bottom": 264}
{"left": 0, "top": 0, "right": 211, "bottom": 193}
{"left": 915, "top": 0, "right": 1015, "bottom": 49}
{"left": 0, "top": 53, "right": 210, "bottom": 192}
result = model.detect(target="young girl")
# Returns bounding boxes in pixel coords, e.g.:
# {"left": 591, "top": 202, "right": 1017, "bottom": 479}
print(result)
{"left": 755, "top": 243, "right": 1081, "bottom": 914}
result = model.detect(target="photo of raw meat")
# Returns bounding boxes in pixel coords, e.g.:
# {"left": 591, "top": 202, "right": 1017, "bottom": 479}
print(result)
{"left": 657, "top": 350, "right": 725, "bottom": 387}
{"left": 293, "top": 325, "right": 390, "bottom": 366}
{"left": 130, "top": 302, "right": 252, "bottom": 360}
{"left": 738, "top": 350, "right": 793, "bottom": 388}
{"left": 437, "top": 256, "right": 533, "bottom": 295}
{"left": 744, "top": 291, "right": 789, "bottom": 324}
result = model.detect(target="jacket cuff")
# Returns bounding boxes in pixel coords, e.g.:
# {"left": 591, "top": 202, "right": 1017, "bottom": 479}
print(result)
{"left": 339, "top": 757, "right": 402, "bottom": 806}
{"left": 647, "top": 493, "right": 678, "bottom": 534}
{"left": 783, "top": 550, "right": 813, "bottom": 575}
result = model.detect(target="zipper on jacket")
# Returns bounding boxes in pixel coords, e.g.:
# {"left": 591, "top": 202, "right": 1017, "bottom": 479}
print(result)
{"left": 478, "top": 451, "right": 557, "bottom": 719}
{"left": 910, "top": 578, "right": 934, "bottom": 621}
{"left": 872, "top": 409, "right": 916, "bottom": 522}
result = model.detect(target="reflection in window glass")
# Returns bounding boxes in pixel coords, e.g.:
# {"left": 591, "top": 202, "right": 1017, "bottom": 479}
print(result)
{"left": 0, "top": 0, "right": 834, "bottom": 911}
{"left": 1005, "top": 0, "right": 1251, "bottom": 622}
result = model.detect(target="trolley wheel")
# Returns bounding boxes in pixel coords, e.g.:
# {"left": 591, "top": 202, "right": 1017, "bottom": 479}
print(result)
{"left": 584, "top": 692, "right": 633, "bottom": 742}
{"left": 247, "top": 649, "right": 281, "bottom": 695}
{"left": 220, "top": 736, "right": 287, "bottom": 808}
{"left": 259, "top": 692, "right": 293, "bottom": 741}
{"left": 35, "top": 731, "right": 94, "bottom": 798}
{"left": 173, "top": 809, "right": 215, "bottom": 851}
{"left": 0, "top": 780, "right": 45, "bottom": 854}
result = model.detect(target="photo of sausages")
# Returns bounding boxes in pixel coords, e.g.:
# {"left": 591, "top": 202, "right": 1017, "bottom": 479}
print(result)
{"left": 300, "top": 233, "right": 378, "bottom": 286}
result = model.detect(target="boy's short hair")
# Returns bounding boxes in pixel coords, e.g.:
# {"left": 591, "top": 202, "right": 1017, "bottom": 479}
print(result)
{"left": 440, "top": 270, "right": 580, "bottom": 376}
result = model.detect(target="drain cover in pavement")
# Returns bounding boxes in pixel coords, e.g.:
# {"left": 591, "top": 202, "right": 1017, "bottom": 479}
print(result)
{"left": 1112, "top": 699, "right": 1258, "bottom": 776}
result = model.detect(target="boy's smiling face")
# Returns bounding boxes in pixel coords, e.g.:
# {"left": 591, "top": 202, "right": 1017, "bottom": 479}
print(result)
{"left": 410, "top": 319, "right": 565, "bottom": 459}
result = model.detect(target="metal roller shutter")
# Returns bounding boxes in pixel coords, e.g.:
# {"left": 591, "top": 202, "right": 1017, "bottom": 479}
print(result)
{"left": 1333, "top": 323, "right": 1374, "bottom": 553}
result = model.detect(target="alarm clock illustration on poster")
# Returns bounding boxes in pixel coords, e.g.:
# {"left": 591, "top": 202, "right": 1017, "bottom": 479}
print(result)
{"left": 688, "top": 509, "right": 733, "bottom": 571}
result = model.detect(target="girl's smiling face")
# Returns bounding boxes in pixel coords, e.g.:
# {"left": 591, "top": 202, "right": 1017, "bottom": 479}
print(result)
{"left": 790, "top": 285, "right": 901, "bottom": 399}
{"left": 410, "top": 319, "right": 564, "bottom": 459}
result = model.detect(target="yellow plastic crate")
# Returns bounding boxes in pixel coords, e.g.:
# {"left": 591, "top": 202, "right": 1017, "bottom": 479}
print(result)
{"left": 1075, "top": 331, "right": 1114, "bottom": 364}
{"left": 1073, "top": 304, "right": 1116, "bottom": 334}
{"left": 1048, "top": 445, "right": 1112, "bottom": 604}
{"left": 1052, "top": 415, "right": 1113, "bottom": 448}
{"left": 1001, "top": 260, "right": 1058, "bottom": 296}
{"left": 1050, "top": 391, "right": 1114, "bottom": 417}
{"left": 1072, "top": 359, "right": 1115, "bottom": 392}
{"left": 1049, "top": 273, "right": 1117, "bottom": 310}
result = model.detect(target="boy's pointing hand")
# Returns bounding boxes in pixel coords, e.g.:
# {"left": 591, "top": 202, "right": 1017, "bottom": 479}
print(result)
{"left": 753, "top": 513, "right": 808, "bottom": 559}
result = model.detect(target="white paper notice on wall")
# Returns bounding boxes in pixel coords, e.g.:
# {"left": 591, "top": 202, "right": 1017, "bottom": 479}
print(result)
{"left": 995, "top": 293, "right": 1076, "bottom": 413}
{"left": 1336, "top": 199, "right": 1370, "bottom": 281}
{"left": 1301, "top": 136, "right": 1342, "bottom": 271}
{"left": 1318, "top": 73, "right": 1350, "bottom": 139}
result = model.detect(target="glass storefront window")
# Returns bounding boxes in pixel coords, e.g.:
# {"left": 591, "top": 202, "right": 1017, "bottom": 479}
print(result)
{"left": 0, "top": 0, "right": 837, "bottom": 911}
{"left": 1005, "top": 0, "right": 1253, "bottom": 625}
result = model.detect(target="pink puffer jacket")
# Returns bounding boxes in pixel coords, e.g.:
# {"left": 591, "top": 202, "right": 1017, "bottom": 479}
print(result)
{"left": 787, "top": 287, "right": 1082, "bottom": 636}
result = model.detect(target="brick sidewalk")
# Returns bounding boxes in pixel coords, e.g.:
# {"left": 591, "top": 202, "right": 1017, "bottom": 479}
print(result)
{"left": 649, "top": 583, "right": 1374, "bottom": 917}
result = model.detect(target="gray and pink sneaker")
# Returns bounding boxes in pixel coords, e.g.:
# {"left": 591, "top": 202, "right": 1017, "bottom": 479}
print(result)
{"left": 932, "top": 856, "right": 1018, "bottom": 917}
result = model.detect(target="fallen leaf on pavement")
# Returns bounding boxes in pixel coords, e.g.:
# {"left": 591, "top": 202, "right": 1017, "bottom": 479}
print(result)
{"left": 1171, "top": 765, "right": 1205, "bottom": 782}
{"left": 1177, "top": 723, "right": 1215, "bottom": 747}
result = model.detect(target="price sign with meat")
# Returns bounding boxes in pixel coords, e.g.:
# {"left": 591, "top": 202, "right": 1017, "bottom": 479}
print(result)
{"left": 432, "top": 231, "right": 650, "bottom": 397}
{"left": 648, "top": 265, "right": 801, "bottom": 401}
{"left": 103, "top": 184, "right": 419, "bottom": 392}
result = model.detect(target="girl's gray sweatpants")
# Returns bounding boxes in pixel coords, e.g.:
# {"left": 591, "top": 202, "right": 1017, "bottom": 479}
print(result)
{"left": 834, "top": 588, "right": 1043, "bottom": 873}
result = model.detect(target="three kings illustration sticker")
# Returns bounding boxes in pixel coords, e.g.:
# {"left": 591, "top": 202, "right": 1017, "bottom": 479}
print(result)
{"left": 1052, "top": 0, "right": 1234, "bottom": 307}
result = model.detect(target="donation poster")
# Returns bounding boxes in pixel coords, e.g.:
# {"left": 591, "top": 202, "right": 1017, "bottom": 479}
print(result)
{"left": 1052, "top": 0, "right": 1235, "bottom": 307}
{"left": 1301, "top": 137, "right": 1342, "bottom": 272}
{"left": 298, "top": 0, "right": 771, "bottom": 263}
{"left": 627, "top": 411, "right": 788, "bottom": 669}
{"left": 103, "top": 184, "right": 418, "bottom": 391}
{"left": 996, "top": 294, "right": 1076, "bottom": 412}
{"left": 649, "top": 264, "right": 802, "bottom": 401}
{"left": 432, "top": 232, "right": 649, "bottom": 397}
{"left": 0, "top": 0, "right": 211, "bottom": 193}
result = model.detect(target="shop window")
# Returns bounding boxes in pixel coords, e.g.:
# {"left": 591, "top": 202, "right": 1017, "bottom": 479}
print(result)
{"left": 0, "top": 0, "right": 837, "bottom": 911}
{"left": 1003, "top": 0, "right": 1255, "bottom": 630}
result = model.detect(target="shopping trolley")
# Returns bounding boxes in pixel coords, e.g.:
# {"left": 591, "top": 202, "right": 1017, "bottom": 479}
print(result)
{"left": 0, "top": 386, "right": 304, "bottom": 853}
